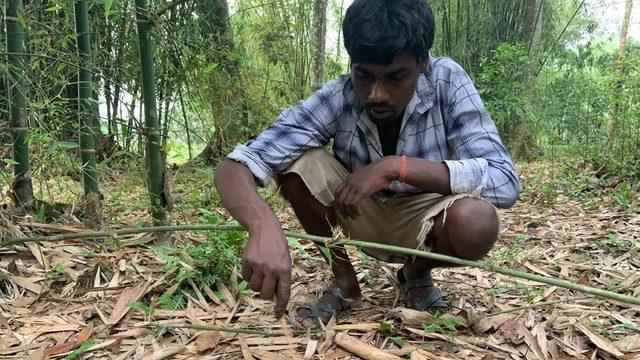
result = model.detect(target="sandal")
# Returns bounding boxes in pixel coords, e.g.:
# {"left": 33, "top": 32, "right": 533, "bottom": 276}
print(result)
{"left": 290, "top": 287, "right": 354, "bottom": 328}
{"left": 397, "top": 268, "right": 448, "bottom": 311}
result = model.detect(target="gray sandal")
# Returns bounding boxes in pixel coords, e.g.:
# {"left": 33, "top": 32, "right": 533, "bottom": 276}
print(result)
{"left": 397, "top": 268, "right": 448, "bottom": 311}
{"left": 292, "top": 287, "right": 353, "bottom": 328}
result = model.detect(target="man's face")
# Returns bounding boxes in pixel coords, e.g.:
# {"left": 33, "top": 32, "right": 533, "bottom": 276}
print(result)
{"left": 351, "top": 52, "right": 425, "bottom": 125}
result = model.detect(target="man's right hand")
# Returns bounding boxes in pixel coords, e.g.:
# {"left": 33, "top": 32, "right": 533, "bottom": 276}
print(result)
{"left": 241, "top": 222, "right": 292, "bottom": 318}
{"left": 214, "top": 159, "right": 292, "bottom": 318}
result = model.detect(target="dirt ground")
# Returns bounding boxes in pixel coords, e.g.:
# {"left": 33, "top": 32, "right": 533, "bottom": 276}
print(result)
{"left": 1, "top": 162, "right": 639, "bottom": 359}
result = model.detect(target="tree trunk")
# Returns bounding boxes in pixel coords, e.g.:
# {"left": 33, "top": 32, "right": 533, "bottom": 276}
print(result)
{"left": 526, "top": 0, "right": 543, "bottom": 53}
{"left": 608, "top": 0, "right": 633, "bottom": 144}
{"left": 135, "top": 0, "right": 168, "bottom": 224}
{"left": 7, "top": 0, "right": 34, "bottom": 209}
{"left": 311, "top": 0, "right": 328, "bottom": 91}
{"left": 178, "top": 87, "right": 193, "bottom": 160}
{"left": 191, "top": 0, "right": 238, "bottom": 164}
{"left": 75, "top": 0, "right": 102, "bottom": 228}
{"left": 618, "top": 0, "right": 633, "bottom": 63}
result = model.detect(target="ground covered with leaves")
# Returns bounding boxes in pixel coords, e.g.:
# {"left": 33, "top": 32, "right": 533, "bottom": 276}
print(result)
{"left": 1, "top": 160, "right": 639, "bottom": 360}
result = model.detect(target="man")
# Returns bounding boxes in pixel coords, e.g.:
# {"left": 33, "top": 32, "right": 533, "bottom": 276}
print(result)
{"left": 214, "top": 0, "right": 520, "bottom": 326}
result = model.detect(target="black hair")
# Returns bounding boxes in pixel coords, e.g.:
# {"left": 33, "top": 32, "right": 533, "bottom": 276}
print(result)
{"left": 342, "top": 0, "right": 435, "bottom": 65}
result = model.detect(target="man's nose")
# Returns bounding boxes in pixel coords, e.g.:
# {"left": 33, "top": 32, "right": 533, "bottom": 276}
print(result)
{"left": 368, "top": 81, "right": 389, "bottom": 103}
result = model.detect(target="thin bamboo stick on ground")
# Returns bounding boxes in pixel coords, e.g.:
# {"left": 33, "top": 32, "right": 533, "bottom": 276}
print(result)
{"left": 3, "top": 224, "right": 640, "bottom": 306}
{"left": 335, "top": 333, "right": 402, "bottom": 360}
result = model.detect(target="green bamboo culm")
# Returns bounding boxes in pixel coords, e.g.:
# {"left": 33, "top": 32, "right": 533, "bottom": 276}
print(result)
{"left": 135, "top": 0, "right": 167, "bottom": 224}
{"left": 74, "top": 0, "right": 98, "bottom": 195}
{"left": 6, "top": 0, "right": 33, "bottom": 208}
{"left": 3, "top": 224, "right": 640, "bottom": 307}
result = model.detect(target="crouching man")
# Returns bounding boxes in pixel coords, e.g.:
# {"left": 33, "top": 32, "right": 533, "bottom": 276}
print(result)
{"left": 214, "top": 0, "right": 520, "bottom": 327}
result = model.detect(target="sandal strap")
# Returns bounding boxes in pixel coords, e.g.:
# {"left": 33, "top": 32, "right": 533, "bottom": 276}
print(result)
{"left": 397, "top": 267, "right": 434, "bottom": 290}
{"left": 295, "top": 287, "right": 352, "bottom": 324}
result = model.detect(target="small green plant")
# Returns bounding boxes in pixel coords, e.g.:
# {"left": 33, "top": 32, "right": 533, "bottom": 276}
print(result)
{"left": 595, "top": 233, "right": 635, "bottom": 253}
{"left": 488, "top": 282, "right": 544, "bottom": 303}
{"left": 423, "top": 312, "right": 465, "bottom": 338}
{"left": 378, "top": 321, "right": 395, "bottom": 337}
{"left": 63, "top": 339, "right": 95, "bottom": 360}
{"left": 47, "top": 263, "right": 66, "bottom": 280}
{"left": 613, "top": 181, "right": 632, "bottom": 210}
{"left": 129, "top": 300, "right": 154, "bottom": 319}
{"left": 389, "top": 336, "right": 406, "bottom": 347}
{"left": 157, "top": 292, "right": 186, "bottom": 311}
{"left": 151, "top": 210, "right": 246, "bottom": 310}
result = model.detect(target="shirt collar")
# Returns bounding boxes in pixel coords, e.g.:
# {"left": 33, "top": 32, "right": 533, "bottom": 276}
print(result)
{"left": 414, "top": 70, "right": 435, "bottom": 114}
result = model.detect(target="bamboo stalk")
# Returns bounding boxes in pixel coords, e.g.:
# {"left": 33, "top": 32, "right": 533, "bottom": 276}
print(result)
{"left": 335, "top": 333, "right": 402, "bottom": 360}
{"left": 139, "top": 323, "right": 278, "bottom": 336}
{"left": 2, "top": 225, "right": 640, "bottom": 306}
{"left": 138, "top": 322, "right": 320, "bottom": 337}
{"left": 75, "top": 0, "right": 99, "bottom": 196}
{"left": 6, "top": 0, "right": 33, "bottom": 208}
{"left": 135, "top": 0, "right": 168, "bottom": 224}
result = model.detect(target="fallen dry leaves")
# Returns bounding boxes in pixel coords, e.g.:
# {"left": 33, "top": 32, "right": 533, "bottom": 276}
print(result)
{"left": 0, "top": 161, "right": 639, "bottom": 359}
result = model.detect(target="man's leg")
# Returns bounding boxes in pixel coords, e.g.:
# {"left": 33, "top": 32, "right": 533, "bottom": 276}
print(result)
{"left": 278, "top": 172, "right": 361, "bottom": 300}
{"left": 400, "top": 197, "right": 499, "bottom": 307}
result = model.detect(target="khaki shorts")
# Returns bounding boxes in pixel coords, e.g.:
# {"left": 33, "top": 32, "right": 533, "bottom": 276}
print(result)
{"left": 282, "top": 149, "right": 480, "bottom": 263}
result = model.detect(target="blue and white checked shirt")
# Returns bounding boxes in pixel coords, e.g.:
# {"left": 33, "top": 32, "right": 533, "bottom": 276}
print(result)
{"left": 228, "top": 57, "right": 520, "bottom": 208}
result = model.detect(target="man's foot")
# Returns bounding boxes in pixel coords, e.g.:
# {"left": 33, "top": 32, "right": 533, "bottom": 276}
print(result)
{"left": 397, "top": 267, "right": 448, "bottom": 311}
{"left": 291, "top": 287, "right": 359, "bottom": 328}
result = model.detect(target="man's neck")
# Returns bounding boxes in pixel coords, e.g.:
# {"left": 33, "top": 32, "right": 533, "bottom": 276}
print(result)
{"left": 377, "top": 113, "right": 404, "bottom": 156}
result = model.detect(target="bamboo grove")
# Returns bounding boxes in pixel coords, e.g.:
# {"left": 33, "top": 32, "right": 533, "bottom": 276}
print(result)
{"left": 1, "top": 0, "right": 638, "bottom": 225}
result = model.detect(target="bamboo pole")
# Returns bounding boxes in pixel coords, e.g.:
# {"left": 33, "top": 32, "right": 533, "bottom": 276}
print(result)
{"left": 75, "top": 0, "right": 99, "bottom": 196}
{"left": 335, "top": 333, "right": 402, "bottom": 360}
{"left": 135, "top": 0, "right": 168, "bottom": 224}
{"left": 6, "top": 0, "right": 33, "bottom": 209}
{"left": 2, "top": 224, "right": 640, "bottom": 306}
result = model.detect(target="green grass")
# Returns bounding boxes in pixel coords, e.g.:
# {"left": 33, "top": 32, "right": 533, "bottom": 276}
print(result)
{"left": 489, "top": 234, "right": 528, "bottom": 266}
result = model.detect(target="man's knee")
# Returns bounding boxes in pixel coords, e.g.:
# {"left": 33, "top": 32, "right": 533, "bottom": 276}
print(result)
{"left": 444, "top": 198, "right": 499, "bottom": 260}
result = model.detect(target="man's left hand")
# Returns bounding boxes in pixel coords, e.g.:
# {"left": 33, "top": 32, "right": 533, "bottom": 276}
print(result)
{"left": 334, "top": 157, "right": 397, "bottom": 218}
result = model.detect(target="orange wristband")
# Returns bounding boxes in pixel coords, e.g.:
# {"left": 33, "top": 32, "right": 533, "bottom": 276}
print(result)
{"left": 399, "top": 155, "right": 408, "bottom": 182}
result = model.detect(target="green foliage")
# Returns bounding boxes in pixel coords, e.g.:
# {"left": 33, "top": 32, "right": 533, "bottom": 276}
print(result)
{"left": 595, "top": 233, "right": 639, "bottom": 254}
{"left": 476, "top": 42, "right": 538, "bottom": 159}
{"left": 613, "top": 181, "right": 633, "bottom": 210}
{"left": 422, "top": 312, "right": 465, "bottom": 338}
{"left": 151, "top": 209, "right": 245, "bottom": 310}
{"left": 488, "top": 282, "right": 544, "bottom": 303}
{"left": 377, "top": 321, "right": 396, "bottom": 337}
{"left": 488, "top": 234, "right": 528, "bottom": 266}
{"left": 47, "top": 263, "right": 66, "bottom": 280}
{"left": 129, "top": 300, "right": 154, "bottom": 318}
{"left": 63, "top": 339, "right": 95, "bottom": 360}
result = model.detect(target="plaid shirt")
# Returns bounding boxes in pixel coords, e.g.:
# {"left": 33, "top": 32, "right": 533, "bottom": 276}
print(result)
{"left": 228, "top": 57, "right": 520, "bottom": 208}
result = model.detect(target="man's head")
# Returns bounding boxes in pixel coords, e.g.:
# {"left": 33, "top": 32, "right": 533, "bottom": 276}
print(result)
{"left": 343, "top": 0, "right": 435, "bottom": 124}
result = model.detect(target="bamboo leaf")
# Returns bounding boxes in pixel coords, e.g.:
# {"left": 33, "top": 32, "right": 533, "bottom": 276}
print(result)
{"left": 104, "top": 0, "right": 114, "bottom": 17}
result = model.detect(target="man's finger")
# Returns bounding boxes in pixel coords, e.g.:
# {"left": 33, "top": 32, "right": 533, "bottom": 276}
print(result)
{"left": 338, "top": 184, "right": 357, "bottom": 218}
{"left": 249, "top": 270, "right": 263, "bottom": 292}
{"left": 260, "top": 274, "right": 277, "bottom": 300}
{"left": 342, "top": 186, "right": 360, "bottom": 218}
{"left": 274, "top": 273, "right": 291, "bottom": 318}
{"left": 334, "top": 184, "right": 348, "bottom": 218}
{"left": 348, "top": 203, "right": 360, "bottom": 218}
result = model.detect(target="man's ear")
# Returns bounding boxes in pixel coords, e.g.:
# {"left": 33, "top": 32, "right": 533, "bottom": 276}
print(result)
{"left": 418, "top": 59, "right": 428, "bottom": 73}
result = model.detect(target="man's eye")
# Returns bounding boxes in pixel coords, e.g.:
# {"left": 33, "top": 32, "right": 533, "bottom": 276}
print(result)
{"left": 356, "top": 71, "right": 370, "bottom": 79}
{"left": 390, "top": 72, "right": 407, "bottom": 81}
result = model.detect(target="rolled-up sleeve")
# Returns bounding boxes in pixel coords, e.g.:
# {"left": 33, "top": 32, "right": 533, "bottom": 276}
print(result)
{"left": 443, "top": 68, "right": 520, "bottom": 208}
{"left": 227, "top": 78, "right": 344, "bottom": 186}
